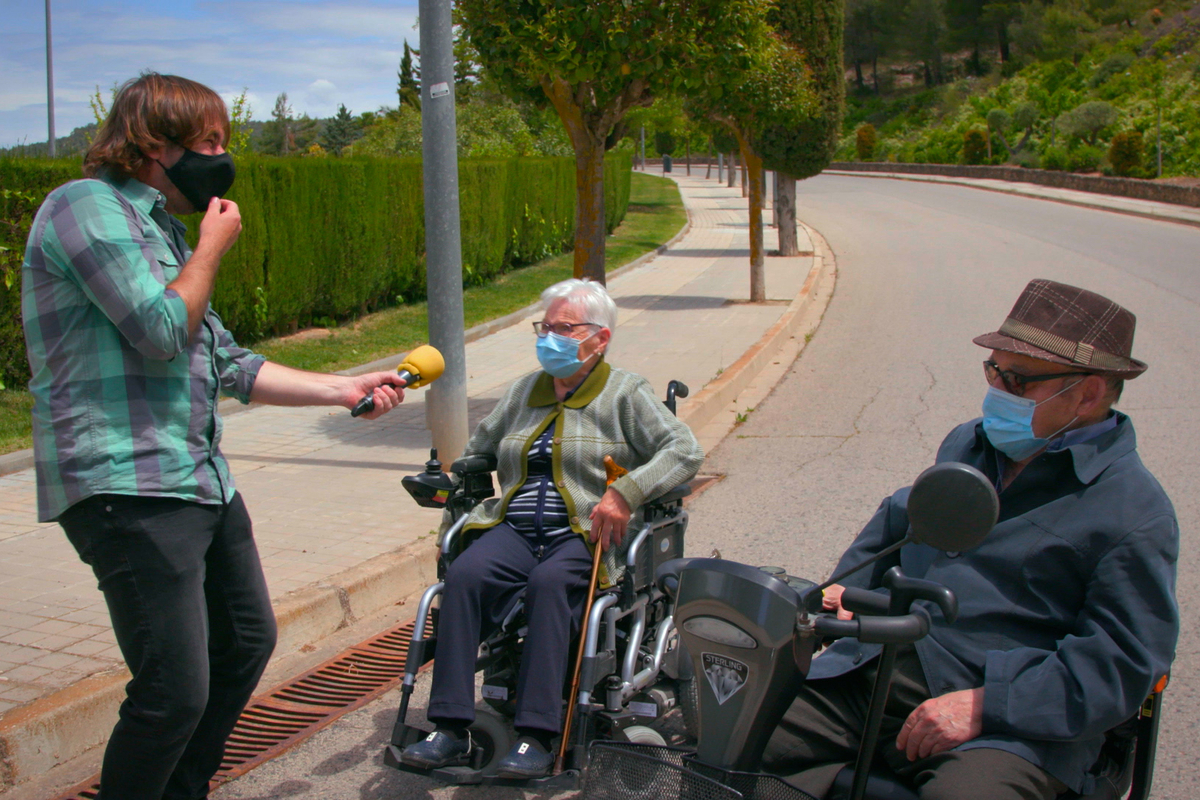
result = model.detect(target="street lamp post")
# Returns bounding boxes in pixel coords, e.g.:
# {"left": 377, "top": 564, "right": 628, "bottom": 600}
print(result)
{"left": 45, "top": 0, "right": 56, "bottom": 157}
{"left": 420, "top": 0, "right": 469, "bottom": 464}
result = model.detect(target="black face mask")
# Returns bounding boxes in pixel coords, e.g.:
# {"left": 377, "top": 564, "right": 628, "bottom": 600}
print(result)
{"left": 161, "top": 147, "right": 235, "bottom": 212}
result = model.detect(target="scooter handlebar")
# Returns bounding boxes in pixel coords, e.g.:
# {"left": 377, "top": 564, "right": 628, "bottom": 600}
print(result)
{"left": 840, "top": 587, "right": 892, "bottom": 617}
{"left": 813, "top": 607, "right": 931, "bottom": 645}
{"left": 883, "top": 568, "right": 959, "bottom": 624}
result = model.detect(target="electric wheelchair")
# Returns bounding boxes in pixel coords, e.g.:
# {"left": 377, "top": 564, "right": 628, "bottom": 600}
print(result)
{"left": 383, "top": 381, "right": 700, "bottom": 788}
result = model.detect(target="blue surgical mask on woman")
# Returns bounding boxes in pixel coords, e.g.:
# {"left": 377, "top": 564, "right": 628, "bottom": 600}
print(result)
{"left": 536, "top": 330, "right": 598, "bottom": 378}
{"left": 981, "top": 380, "right": 1081, "bottom": 461}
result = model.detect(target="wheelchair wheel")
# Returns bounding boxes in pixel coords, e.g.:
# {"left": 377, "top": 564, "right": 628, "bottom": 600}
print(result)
{"left": 619, "top": 725, "right": 668, "bottom": 746}
{"left": 469, "top": 710, "right": 513, "bottom": 774}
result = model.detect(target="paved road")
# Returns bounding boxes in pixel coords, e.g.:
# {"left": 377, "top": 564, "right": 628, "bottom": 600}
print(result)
{"left": 686, "top": 173, "right": 1200, "bottom": 799}
{"left": 214, "top": 173, "right": 1200, "bottom": 799}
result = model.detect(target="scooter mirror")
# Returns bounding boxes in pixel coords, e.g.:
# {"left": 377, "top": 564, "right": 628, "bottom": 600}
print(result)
{"left": 907, "top": 462, "right": 998, "bottom": 552}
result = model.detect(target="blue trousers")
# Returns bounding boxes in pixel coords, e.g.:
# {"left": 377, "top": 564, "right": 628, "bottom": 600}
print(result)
{"left": 427, "top": 523, "right": 592, "bottom": 733}
{"left": 60, "top": 493, "right": 277, "bottom": 800}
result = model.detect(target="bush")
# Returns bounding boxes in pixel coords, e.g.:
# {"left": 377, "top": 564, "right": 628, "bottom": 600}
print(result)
{"left": 1065, "top": 144, "right": 1105, "bottom": 172}
{"left": 855, "top": 124, "right": 876, "bottom": 160}
{"left": 1041, "top": 146, "right": 1069, "bottom": 171}
{"left": 0, "top": 151, "right": 634, "bottom": 384}
{"left": 1010, "top": 150, "right": 1040, "bottom": 168}
{"left": 1088, "top": 52, "right": 1136, "bottom": 88}
{"left": 1108, "top": 130, "right": 1144, "bottom": 177}
{"left": 963, "top": 129, "right": 989, "bottom": 165}
{"left": 653, "top": 131, "right": 676, "bottom": 157}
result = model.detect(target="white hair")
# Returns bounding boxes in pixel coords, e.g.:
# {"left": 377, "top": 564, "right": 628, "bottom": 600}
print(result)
{"left": 540, "top": 278, "right": 618, "bottom": 338}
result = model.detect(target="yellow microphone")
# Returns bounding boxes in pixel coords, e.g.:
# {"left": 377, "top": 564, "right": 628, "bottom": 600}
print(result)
{"left": 350, "top": 344, "right": 445, "bottom": 416}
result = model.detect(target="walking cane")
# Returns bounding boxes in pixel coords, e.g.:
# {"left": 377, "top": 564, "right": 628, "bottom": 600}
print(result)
{"left": 556, "top": 456, "right": 628, "bottom": 773}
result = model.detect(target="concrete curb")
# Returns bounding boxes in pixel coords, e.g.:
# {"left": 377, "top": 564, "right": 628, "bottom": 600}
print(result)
{"left": 825, "top": 169, "right": 1200, "bottom": 230}
{"left": 679, "top": 225, "right": 836, "bottom": 436}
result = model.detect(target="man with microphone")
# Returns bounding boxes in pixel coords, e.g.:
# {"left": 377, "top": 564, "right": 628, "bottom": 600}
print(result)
{"left": 21, "top": 73, "right": 405, "bottom": 800}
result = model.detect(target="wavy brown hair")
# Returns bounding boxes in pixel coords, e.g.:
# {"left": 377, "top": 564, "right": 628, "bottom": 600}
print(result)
{"left": 83, "top": 72, "right": 230, "bottom": 179}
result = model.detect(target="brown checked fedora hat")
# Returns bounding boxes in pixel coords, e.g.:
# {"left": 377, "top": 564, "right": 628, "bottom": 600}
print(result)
{"left": 973, "top": 279, "right": 1148, "bottom": 379}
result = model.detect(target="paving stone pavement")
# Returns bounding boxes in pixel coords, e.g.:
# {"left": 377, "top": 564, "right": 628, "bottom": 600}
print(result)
{"left": 0, "top": 166, "right": 813, "bottom": 718}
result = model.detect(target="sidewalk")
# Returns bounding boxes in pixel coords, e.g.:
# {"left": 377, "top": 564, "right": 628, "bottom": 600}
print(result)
{"left": 826, "top": 168, "right": 1200, "bottom": 227}
{"left": 0, "top": 166, "right": 837, "bottom": 794}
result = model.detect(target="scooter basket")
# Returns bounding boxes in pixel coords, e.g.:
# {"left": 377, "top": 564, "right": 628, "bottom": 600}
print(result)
{"left": 584, "top": 743, "right": 816, "bottom": 800}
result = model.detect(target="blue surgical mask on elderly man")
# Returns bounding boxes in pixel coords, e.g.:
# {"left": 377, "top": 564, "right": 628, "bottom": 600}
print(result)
{"left": 536, "top": 331, "right": 598, "bottom": 378}
{"left": 981, "top": 381, "right": 1080, "bottom": 461}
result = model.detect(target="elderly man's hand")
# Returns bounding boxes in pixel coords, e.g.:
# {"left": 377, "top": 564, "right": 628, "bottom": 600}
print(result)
{"left": 589, "top": 488, "right": 631, "bottom": 551}
{"left": 821, "top": 583, "right": 855, "bottom": 620}
{"left": 896, "top": 687, "right": 984, "bottom": 761}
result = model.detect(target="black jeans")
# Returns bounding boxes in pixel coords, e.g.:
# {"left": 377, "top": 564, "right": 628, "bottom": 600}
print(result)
{"left": 427, "top": 522, "right": 593, "bottom": 732}
{"left": 60, "top": 493, "right": 277, "bottom": 800}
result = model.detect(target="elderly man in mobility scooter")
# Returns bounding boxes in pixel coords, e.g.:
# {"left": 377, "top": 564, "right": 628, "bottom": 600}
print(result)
{"left": 758, "top": 279, "right": 1179, "bottom": 800}
{"left": 399, "top": 278, "right": 704, "bottom": 779}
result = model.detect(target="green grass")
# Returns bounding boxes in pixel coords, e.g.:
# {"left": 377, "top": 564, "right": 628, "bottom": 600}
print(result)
{"left": 0, "top": 172, "right": 685, "bottom": 455}
{"left": 0, "top": 390, "right": 34, "bottom": 455}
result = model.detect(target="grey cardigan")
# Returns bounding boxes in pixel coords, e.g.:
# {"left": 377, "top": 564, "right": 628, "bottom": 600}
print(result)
{"left": 453, "top": 360, "right": 704, "bottom": 587}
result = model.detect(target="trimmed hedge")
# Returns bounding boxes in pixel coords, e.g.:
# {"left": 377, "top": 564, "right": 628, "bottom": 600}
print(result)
{"left": 0, "top": 151, "right": 632, "bottom": 388}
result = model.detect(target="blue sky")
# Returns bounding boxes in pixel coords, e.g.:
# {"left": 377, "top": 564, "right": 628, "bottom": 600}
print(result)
{"left": 1, "top": 0, "right": 421, "bottom": 148}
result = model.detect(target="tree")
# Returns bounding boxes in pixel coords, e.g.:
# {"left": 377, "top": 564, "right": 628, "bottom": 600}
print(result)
{"left": 905, "top": 0, "right": 948, "bottom": 87}
{"left": 228, "top": 89, "right": 253, "bottom": 156}
{"left": 262, "top": 93, "right": 296, "bottom": 155}
{"left": 1059, "top": 100, "right": 1118, "bottom": 145}
{"left": 692, "top": 33, "right": 819, "bottom": 299}
{"left": 457, "top": 0, "right": 768, "bottom": 282}
{"left": 760, "top": 0, "right": 844, "bottom": 258}
{"left": 322, "top": 104, "right": 362, "bottom": 155}
{"left": 398, "top": 40, "right": 421, "bottom": 111}
{"left": 845, "top": 0, "right": 889, "bottom": 93}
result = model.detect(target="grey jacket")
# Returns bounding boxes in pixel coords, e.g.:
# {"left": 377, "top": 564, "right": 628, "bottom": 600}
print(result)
{"left": 455, "top": 360, "right": 704, "bottom": 587}
{"left": 810, "top": 414, "right": 1179, "bottom": 794}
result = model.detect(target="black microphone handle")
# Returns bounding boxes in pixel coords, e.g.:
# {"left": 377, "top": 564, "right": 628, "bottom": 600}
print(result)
{"left": 350, "top": 369, "right": 414, "bottom": 417}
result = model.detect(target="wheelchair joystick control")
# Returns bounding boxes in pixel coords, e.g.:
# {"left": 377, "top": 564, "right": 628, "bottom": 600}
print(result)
{"left": 401, "top": 448, "right": 456, "bottom": 508}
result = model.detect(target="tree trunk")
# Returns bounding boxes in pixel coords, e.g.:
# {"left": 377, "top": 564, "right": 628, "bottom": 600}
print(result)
{"left": 737, "top": 135, "right": 765, "bottom": 303}
{"left": 872, "top": 57, "right": 880, "bottom": 94}
{"left": 728, "top": 152, "right": 737, "bottom": 188}
{"left": 777, "top": 174, "right": 798, "bottom": 256}
{"left": 772, "top": 171, "right": 780, "bottom": 228}
{"left": 571, "top": 140, "right": 607, "bottom": 282}
{"left": 998, "top": 23, "right": 1010, "bottom": 63}
{"left": 855, "top": 60, "right": 865, "bottom": 90}
{"left": 740, "top": 155, "right": 748, "bottom": 198}
{"left": 706, "top": 145, "right": 713, "bottom": 179}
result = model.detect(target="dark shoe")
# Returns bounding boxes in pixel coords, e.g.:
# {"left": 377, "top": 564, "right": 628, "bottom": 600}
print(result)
{"left": 400, "top": 729, "right": 472, "bottom": 769}
{"left": 495, "top": 737, "right": 555, "bottom": 779}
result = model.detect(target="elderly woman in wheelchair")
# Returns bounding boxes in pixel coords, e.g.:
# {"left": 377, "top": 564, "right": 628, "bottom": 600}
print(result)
{"left": 398, "top": 278, "right": 703, "bottom": 779}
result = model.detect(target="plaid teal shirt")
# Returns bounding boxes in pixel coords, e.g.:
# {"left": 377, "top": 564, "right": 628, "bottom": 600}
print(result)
{"left": 21, "top": 171, "right": 264, "bottom": 521}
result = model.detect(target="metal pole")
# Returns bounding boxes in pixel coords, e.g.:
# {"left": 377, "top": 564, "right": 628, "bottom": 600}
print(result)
{"left": 420, "top": 0, "right": 468, "bottom": 464}
{"left": 718, "top": 153, "right": 724, "bottom": 183}
{"left": 1157, "top": 106, "right": 1162, "bottom": 178}
{"left": 45, "top": 0, "right": 56, "bottom": 157}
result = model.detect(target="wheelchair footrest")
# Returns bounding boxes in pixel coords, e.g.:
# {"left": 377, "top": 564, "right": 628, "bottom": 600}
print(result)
{"left": 481, "top": 769, "right": 581, "bottom": 789}
{"left": 383, "top": 744, "right": 487, "bottom": 785}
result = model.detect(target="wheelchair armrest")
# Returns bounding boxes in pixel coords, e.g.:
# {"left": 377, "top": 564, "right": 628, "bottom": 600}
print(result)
{"left": 451, "top": 453, "right": 497, "bottom": 475}
{"left": 651, "top": 484, "right": 692, "bottom": 506}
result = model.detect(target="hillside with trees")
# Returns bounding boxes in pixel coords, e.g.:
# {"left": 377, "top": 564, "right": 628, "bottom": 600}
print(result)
{"left": 840, "top": 0, "right": 1200, "bottom": 179}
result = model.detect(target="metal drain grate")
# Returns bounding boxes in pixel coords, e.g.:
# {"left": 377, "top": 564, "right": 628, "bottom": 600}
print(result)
{"left": 53, "top": 616, "right": 423, "bottom": 799}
